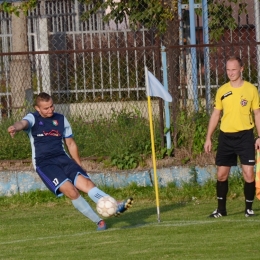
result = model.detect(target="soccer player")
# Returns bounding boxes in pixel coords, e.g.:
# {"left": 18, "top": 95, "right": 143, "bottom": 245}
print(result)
{"left": 204, "top": 56, "right": 260, "bottom": 218}
{"left": 7, "top": 92, "right": 133, "bottom": 231}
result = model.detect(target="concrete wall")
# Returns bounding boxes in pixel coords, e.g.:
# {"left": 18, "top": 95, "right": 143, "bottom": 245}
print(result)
{"left": 0, "top": 165, "right": 243, "bottom": 197}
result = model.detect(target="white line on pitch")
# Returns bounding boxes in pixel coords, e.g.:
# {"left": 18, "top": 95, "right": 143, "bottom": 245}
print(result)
{"left": 0, "top": 219, "right": 259, "bottom": 245}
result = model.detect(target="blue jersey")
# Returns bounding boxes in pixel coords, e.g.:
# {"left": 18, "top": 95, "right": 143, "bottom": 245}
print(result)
{"left": 23, "top": 111, "right": 73, "bottom": 168}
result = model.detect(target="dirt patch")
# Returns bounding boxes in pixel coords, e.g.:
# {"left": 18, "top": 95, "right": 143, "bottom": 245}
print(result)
{"left": 81, "top": 149, "right": 216, "bottom": 173}
{"left": 0, "top": 149, "right": 216, "bottom": 172}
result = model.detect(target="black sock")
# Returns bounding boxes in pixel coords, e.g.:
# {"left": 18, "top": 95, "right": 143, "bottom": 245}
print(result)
{"left": 216, "top": 180, "right": 228, "bottom": 212}
{"left": 244, "top": 181, "right": 255, "bottom": 210}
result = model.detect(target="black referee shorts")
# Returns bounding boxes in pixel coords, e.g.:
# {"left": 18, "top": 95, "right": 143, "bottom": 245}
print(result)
{"left": 215, "top": 129, "right": 255, "bottom": 166}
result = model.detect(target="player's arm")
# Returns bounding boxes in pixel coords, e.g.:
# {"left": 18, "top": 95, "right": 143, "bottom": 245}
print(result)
{"left": 7, "top": 119, "right": 29, "bottom": 138}
{"left": 253, "top": 108, "right": 260, "bottom": 149}
{"left": 204, "top": 108, "right": 221, "bottom": 153}
{"left": 64, "top": 137, "right": 82, "bottom": 166}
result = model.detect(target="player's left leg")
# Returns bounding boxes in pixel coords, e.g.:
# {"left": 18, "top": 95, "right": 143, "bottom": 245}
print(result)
{"left": 239, "top": 130, "right": 256, "bottom": 217}
{"left": 241, "top": 164, "right": 255, "bottom": 217}
{"left": 59, "top": 180, "right": 106, "bottom": 230}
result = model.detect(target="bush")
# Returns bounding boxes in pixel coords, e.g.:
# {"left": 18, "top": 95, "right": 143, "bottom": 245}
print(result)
{"left": 0, "top": 107, "right": 218, "bottom": 169}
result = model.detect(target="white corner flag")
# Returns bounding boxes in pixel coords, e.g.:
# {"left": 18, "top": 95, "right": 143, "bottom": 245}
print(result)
{"left": 144, "top": 66, "right": 172, "bottom": 223}
{"left": 145, "top": 67, "right": 172, "bottom": 102}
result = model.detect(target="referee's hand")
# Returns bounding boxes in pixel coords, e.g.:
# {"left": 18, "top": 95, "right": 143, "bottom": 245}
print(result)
{"left": 204, "top": 140, "right": 212, "bottom": 154}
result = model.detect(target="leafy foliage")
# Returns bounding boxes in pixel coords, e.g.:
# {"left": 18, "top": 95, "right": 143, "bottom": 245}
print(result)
{"left": 0, "top": 0, "right": 250, "bottom": 42}
{"left": 175, "top": 106, "right": 216, "bottom": 158}
{"left": 207, "top": 0, "right": 248, "bottom": 41}
{"left": 0, "top": 106, "right": 218, "bottom": 169}
{"left": 80, "top": 0, "right": 175, "bottom": 34}
{"left": 111, "top": 151, "right": 139, "bottom": 170}
{"left": 0, "top": 0, "right": 37, "bottom": 16}
{"left": 80, "top": 0, "right": 249, "bottom": 41}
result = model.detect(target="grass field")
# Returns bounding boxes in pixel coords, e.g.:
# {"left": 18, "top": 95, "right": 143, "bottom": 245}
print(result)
{"left": 1, "top": 196, "right": 260, "bottom": 260}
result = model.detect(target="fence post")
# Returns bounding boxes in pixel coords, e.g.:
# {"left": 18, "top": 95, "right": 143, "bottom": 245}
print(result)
{"left": 202, "top": 0, "right": 211, "bottom": 113}
{"left": 161, "top": 46, "right": 171, "bottom": 150}
{"left": 10, "top": 3, "right": 31, "bottom": 117}
{"left": 189, "top": 0, "right": 198, "bottom": 112}
{"left": 254, "top": 0, "right": 260, "bottom": 92}
{"left": 37, "top": 1, "right": 51, "bottom": 94}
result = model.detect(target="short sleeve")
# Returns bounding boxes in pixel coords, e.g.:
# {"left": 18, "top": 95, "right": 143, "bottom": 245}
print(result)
{"left": 22, "top": 113, "right": 35, "bottom": 133}
{"left": 251, "top": 86, "right": 260, "bottom": 110}
{"left": 63, "top": 116, "right": 73, "bottom": 138}
{"left": 214, "top": 88, "right": 223, "bottom": 110}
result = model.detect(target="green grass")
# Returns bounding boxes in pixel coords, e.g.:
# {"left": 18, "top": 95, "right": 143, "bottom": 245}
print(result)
{"left": 1, "top": 190, "right": 260, "bottom": 259}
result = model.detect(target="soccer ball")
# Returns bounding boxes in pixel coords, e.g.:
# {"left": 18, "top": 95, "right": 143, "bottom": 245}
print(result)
{"left": 96, "top": 196, "right": 118, "bottom": 217}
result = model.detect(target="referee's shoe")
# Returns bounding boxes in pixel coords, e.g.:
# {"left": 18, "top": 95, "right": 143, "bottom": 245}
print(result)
{"left": 245, "top": 209, "right": 255, "bottom": 217}
{"left": 209, "top": 209, "right": 227, "bottom": 218}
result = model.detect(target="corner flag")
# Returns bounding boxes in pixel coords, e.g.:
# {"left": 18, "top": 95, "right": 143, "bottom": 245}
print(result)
{"left": 144, "top": 66, "right": 172, "bottom": 223}
{"left": 146, "top": 68, "right": 172, "bottom": 102}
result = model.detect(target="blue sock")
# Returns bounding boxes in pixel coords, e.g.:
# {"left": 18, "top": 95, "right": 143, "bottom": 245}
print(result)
{"left": 88, "top": 187, "right": 109, "bottom": 203}
{"left": 72, "top": 195, "right": 101, "bottom": 224}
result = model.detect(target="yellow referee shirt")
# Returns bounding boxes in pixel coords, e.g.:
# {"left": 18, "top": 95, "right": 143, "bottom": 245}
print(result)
{"left": 214, "top": 81, "right": 260, "bottom": 133}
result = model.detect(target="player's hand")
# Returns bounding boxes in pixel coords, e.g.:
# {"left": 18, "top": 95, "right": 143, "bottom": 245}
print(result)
{"left": 8, "top": 125, "right": 16, "bottom": 138}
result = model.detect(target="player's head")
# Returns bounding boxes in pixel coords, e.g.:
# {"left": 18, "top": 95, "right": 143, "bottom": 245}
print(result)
{"left": 226, "top": 56, "right": 244, "bottom": 82}
{"left": 35, "top": 92, "right": 54, "bottom": 118}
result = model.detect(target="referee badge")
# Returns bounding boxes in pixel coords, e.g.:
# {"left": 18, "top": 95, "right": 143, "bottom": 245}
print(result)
{"left": 240, "top": 99, "right": 248, "bottom": 107}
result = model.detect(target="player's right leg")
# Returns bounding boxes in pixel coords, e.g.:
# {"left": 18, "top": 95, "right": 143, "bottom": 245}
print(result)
{"left": 75, "top": 174, "right": 134, "bottom": 217}
{"left": 36, "top": 165, "right": 105, "bottom": 231}
{"left": 209, "top": 132, "right": 234, "bottom": 218}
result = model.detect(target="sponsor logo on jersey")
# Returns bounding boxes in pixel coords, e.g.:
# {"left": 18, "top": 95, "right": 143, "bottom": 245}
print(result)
{"left": 43, "top": 130, "right": 61, "bottom": 136}
{"left": 37, "top": 134, "right": 44, "bottom": 136}
{"left": 240, "top": 99, "right": 248, "bottom": 106}
{"left": 52, "top": 120, "right": 58, "bottom": 126}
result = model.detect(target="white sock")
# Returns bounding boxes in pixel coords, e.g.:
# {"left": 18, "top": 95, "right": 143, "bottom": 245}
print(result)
{"left": 88, "top": 187, "right": 109, "bottom": 203}
{"left": 72, "top": 195, "right": 101, "bottom": 224}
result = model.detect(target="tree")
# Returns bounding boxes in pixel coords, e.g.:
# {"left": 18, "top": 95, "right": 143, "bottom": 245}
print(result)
{"left": 0, "top": 0, "right": 37, "bottom": 16}
{"left": 81, "top": 0, "right": 174, "bottom": 34}
{"left": 80, "top": 0, "right": 249, "bottom": 41}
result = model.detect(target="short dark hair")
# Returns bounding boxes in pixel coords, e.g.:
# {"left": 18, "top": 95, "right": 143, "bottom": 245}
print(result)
{"left": 35, "top": 92, "right": 52, "bottom": 106}
{"left": 227, "top": 56, "right": 243, "bottom": 67}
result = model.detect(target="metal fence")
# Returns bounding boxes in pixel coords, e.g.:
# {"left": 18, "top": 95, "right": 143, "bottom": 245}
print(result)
{"left": 0, "top": 0, "right": 260, "bottom": 150}
{"left": 0, "top": 0, "right": 162, "bottom": 121}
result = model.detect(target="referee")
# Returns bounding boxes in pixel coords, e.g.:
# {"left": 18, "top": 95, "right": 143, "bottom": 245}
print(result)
{"left": 204, "top": 56, "right": 260, "bottom": 218}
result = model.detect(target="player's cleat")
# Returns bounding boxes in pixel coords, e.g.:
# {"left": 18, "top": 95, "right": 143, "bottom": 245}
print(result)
{"left": 97, "top": 220, "right": 107, "bottom": 231}
{"left": 114, "top": 197, "right": 133, "bottom": 217}
{"left": 209, "top": 209, "right": 227, "bottom": 218}
{"left": 245, "top": 209, "right": 255, "bottom": 217}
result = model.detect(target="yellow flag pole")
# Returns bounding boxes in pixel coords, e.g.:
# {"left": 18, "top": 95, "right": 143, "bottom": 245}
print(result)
{"left": 145, "top": 67, "right": 161, "bottom": 222}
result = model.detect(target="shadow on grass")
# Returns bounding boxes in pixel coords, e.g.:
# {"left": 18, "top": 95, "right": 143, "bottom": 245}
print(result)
{"left": 104, "top": 202, "right": 187, "bottom": 229}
